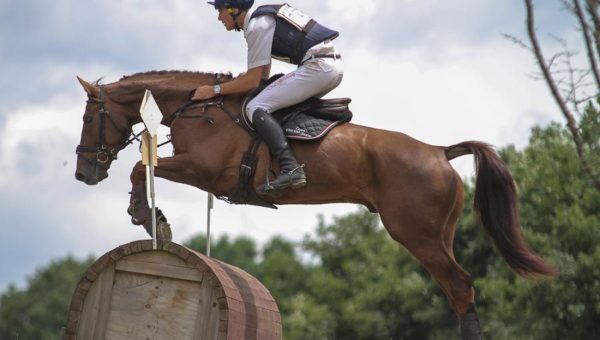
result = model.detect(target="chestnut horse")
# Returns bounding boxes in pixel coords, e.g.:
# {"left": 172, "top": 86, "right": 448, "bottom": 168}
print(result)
{"left": 74, "top": 71, "right": 556, "bottom": 339}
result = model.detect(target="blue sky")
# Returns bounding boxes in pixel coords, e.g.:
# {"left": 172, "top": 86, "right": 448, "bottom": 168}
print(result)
{"left": 0, "top": 0, "right": 576, "bottom": 292}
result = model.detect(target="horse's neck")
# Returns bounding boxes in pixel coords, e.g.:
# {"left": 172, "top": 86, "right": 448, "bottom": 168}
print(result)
{"left": 115, "top": 74, "right": 235, "bottom": 126}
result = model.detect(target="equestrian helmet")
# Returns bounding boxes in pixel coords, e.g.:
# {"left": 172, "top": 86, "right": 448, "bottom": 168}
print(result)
{"left": 207, "top": 0, "right": 254, "bottom": 10}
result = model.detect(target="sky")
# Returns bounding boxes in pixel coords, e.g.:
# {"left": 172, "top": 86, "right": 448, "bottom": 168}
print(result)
{"left": 0, "top": 0, "right": 578, "bottom": 292}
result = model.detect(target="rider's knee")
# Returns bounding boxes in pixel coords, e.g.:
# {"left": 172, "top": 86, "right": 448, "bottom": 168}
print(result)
{"left": 245, "top": 102, "right": 270, "bottom": 123}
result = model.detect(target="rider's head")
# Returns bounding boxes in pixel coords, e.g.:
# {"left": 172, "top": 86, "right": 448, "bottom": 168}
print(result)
{"left": 207, "top": 0, "right": 254, "bottom": 31}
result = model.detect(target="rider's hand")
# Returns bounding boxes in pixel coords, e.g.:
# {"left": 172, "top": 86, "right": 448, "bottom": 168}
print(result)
{"left": 192, "top": 85, "right": 215, "bottom": 101}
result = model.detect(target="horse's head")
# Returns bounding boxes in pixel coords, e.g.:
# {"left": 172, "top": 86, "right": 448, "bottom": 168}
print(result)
{"left": 75, "top": 76, "right": 135, "bottom": 185}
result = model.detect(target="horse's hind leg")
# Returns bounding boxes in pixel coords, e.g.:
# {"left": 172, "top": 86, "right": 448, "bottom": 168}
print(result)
{"left": 378, "top": 178, "right": 483, "bottom": 339}
{"left": 386, "top": 220, "right": 482, "bottom": 339}
{"left": 440, "top": 181, "right": 484, "bottom": 340}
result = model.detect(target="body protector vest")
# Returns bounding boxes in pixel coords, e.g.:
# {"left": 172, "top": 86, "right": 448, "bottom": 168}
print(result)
{"left": 250, "top": 4, "right": 339, "bottom": 65}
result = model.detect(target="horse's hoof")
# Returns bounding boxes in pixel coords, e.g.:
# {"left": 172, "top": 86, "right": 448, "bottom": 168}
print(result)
{"left": 157, "top": 221, "right": 173, "bottom": 242}
{"left": 460, "top": 305, "right": 484, "bottom": 340}
{"left": 143, "top": 221, "right": 172, "bottom": 241}
{"left": 141, "top": 208, "right": 172, "bottom": 241}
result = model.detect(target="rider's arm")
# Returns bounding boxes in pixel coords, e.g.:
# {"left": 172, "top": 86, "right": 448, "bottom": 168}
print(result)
{"left": 221, "top": 63, "right": 271, "bottom": 95}
{"left": 191, "top": 64, "right": 270, "bottom": 101}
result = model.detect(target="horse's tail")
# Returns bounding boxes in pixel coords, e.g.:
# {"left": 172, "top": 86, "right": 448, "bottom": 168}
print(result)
{"left": 445, "top": 141, "right": 558, "bottom": 279}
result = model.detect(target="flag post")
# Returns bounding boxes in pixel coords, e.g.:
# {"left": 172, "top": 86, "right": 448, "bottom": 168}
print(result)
{"left": 139, "top": 90, "right": 162, "bottom": 250}
{"left": 206, "top": 193, "right": 213, "bottom": 256}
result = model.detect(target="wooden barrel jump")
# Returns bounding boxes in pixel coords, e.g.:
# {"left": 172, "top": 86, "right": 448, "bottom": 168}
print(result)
{"left": 64, "top": 240, "right": 282, "bottom": 340}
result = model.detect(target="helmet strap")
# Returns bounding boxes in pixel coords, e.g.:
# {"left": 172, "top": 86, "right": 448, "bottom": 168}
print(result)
{"left": 228, "top": 8, "right": 243, "bottom": 31}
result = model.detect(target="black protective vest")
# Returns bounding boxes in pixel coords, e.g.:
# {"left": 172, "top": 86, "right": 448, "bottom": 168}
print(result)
{"left": 250, "top": 4, "right": 339, "bottom": 65}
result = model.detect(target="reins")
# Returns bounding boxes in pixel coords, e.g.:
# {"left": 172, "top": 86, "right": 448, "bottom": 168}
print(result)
{"left": 165, "top": 73, "right": 244, "bottom": 129}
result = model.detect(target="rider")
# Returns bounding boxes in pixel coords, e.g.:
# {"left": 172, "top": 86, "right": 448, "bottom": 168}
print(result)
{"left": 193, "top": 0, "right": 343, "bottom": 193}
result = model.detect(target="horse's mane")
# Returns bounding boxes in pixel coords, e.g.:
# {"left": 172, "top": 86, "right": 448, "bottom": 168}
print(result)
{"left": 119, "top": 70, "right": 235, "bottom": 83}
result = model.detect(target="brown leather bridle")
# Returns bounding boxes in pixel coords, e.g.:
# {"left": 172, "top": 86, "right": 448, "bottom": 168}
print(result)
{"left": 75, "top": 85, "right": 141, "bottom": 170}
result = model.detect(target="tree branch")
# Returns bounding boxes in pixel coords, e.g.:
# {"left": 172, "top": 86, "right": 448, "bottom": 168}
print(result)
{"left": 574, "top": 0, "right": 600, "bottom": 88}
{"left": 586, "top": 0, "right": 600, "bottom": 62}
{"left": 525, "top": 0, "right": 600, "bottom": 191}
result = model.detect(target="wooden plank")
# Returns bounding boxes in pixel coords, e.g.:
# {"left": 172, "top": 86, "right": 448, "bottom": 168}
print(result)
{"left": 93, "top": 263, "right": 115, "bottom": 340}
{"left": 192, "top": 280, "right": 221, "bottom": 340}
{"left": 115, "top": 258, "right": 203, "bottom": 283}
{"left": 105, "top": 271, "right": 202, "bottom": 340}
{"left": 78, "top": 262, "right": 115, "bottom": 340}
{"left": 124, "top": 251, "right": 192, "bottom": 267}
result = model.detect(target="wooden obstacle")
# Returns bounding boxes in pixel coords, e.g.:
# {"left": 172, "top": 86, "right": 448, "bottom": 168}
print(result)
{"left": 64, "top": 240, "right": 282, "bottom": 340}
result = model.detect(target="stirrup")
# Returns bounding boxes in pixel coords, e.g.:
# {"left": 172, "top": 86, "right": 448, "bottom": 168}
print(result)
{"left": 260, "top": 164, "right": 306, "bottom": 194}
{"left": 287, "top": 164, "right": 306, "bottom": 179}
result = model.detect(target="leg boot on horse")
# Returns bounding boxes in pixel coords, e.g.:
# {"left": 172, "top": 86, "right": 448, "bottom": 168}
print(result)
{"left": 252, "top": 109, "right": 306, "bottom": 193}
{"left": 127, "top": 181, "right": 172, "bottom": 241}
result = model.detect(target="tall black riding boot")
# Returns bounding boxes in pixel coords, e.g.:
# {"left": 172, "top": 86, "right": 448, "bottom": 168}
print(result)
{"left": 252, "top": 109, "right": 307, "bottom": 193}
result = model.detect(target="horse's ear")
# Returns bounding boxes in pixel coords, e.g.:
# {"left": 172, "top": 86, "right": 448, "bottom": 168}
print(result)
{"left": 77, "top": 76, "right": 99, "bottom": 97}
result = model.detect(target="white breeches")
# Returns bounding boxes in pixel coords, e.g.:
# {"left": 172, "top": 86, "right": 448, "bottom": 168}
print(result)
{"left": 245, "top": 57, "right": 344, "bottom": 123}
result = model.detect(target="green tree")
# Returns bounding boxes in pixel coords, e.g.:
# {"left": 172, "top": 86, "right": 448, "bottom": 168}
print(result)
{"left": 258, "top": 237, "right": 307, "bottom": 312}
{"left": 297, "top": 211, "right": 458, "bottom": 340}
{"left": 0, "top": 255, "right": 94, "bottom": 340}
{"left": 185, "top": 234, "right": 259, "bottom": 276}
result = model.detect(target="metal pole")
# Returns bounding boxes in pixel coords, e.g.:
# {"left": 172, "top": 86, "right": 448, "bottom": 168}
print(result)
{"left": 145, "top": 133, "right": 157, "bottom": 250}
{"left": 206, "top": 192, "right": 213, "bottom": 256}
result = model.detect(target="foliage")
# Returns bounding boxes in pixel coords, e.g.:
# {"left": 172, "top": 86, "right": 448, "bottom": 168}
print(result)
{"left": 185, "top": 233, "right": 259, "bottom": 276}
{"left": 0, "top": 255, "right": 94, "bottom": 340}
{"left": 581, "top": 99, "right": 600, "bottom": 179}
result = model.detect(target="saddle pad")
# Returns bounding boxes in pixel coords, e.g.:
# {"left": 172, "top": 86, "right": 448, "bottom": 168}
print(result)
{"left": 279, "top": 112, "right": 345, "bottom": 140}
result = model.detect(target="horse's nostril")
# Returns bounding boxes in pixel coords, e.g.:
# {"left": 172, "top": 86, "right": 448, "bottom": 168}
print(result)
{"left": 75, "top": 172, "right": 86, "bottom": 181}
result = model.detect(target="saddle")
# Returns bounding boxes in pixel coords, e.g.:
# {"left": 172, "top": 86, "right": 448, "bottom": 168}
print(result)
{"left": 242, "top": 74, "right": 353, "bottom": 139}
{"left": 223, "top": 74, "right": 353, "bottom": 208}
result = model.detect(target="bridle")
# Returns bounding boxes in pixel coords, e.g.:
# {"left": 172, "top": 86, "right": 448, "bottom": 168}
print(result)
{"left": 75, "top": 85, "right": 142, "bottom": 170}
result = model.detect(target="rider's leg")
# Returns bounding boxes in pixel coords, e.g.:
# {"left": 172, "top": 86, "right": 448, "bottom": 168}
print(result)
{"left": 246, "top": 58, "right": 343, "bottom": 192}
{"left": 252, "top": 108, "right": 307, "bottom": 191}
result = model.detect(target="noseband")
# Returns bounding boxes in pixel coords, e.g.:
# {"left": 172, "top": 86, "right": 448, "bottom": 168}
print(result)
{"left": 75, "top": 85, "right": 141, "bottom": 170}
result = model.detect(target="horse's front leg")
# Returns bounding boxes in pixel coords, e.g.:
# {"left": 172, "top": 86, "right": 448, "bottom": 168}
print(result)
{"left": 128, "top": 155, "right": 192, "bottom": 241}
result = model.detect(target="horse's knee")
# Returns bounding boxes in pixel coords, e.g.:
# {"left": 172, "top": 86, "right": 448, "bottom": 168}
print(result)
{"left": 130, "top": 161, "right": 145, "bottom": 183}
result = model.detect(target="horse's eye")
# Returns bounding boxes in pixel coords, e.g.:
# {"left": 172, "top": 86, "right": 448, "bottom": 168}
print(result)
{"left": 83, "top": 115, "right": 93, "bottom": 124}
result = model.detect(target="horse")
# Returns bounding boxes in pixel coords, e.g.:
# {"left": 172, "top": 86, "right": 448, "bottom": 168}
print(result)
{"left": 74, "top": 70, "right": 557, "bottom": 339}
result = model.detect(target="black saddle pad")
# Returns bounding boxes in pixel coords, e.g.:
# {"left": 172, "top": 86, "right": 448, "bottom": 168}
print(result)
{"left": 273, "top": 99, "right": 352, "bottom": 140}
